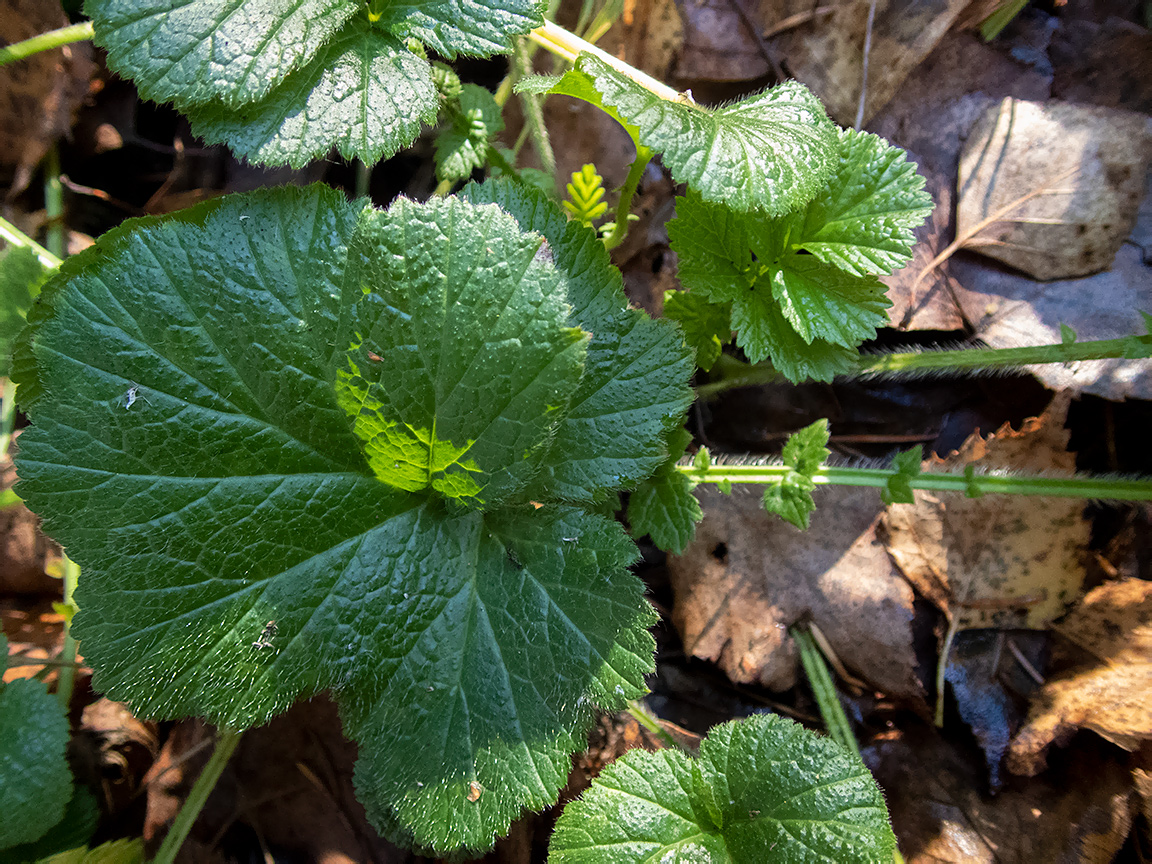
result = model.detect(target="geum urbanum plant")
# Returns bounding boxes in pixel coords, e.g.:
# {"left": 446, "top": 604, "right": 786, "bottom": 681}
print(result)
{"left": 5, "top": 0, "right": 1147, "bottom": 860}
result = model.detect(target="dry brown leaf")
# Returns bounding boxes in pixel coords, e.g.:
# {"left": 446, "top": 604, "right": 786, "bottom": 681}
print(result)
{"left": 869, "top": 722, "right": 1135, "bottom": 864}
{"left": 883, "top": 392, "right": 1089, "bottom": 631}
{"left": 1008, "top": 577, "right": 1152, "bottom": 776}
{"left": 0, "top": 0, "right": 93, "bottom": 198}
{"left": 758, "top": 0, "right": 971, "bottom": 126}
{"left": 957, "top": 98, "right": 1152, "bottom": 280}
{"left": 667, "top": 485, "right": 921, "bottom": 698}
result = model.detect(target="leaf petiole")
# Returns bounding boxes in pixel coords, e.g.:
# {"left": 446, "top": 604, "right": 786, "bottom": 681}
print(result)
{"left": 0, "top": 21, "right": 94, "bottom": 68}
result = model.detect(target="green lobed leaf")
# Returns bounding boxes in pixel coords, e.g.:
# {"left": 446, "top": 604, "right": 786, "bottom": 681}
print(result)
{"left": 0, "top": 246, "right": 52, "bottom": 377}
{"left": 881, "top": 445, "right": 922, "bottom": 506}
{"left": 663, "top": 290, "right": 729, "bottom": 371}
{"left": 795, "top": 128, "right": 934, "bottom": 277}
{"left": 762, "top": 420, "right": 829, "bottom": 529}
{"left": 369, "top": 0, "right": 546, "bottom": 59}
{"left": 86, "top": 0, "right": 360, "bottom": 110}
{"left": 0, "top": 636, "right": 73, "bottom": 849}
{"left": 14, "top": 185, "right": 659, "bottom": 853}
{"left": 556, "top": 56, "right": 837, "bottom": 215}
{"left": 668, "top": 194, "right": 864, "bottom": 381}
{"left": 434, "top": 84, "right": 505, "bottom": 184}
{"left": 459, "top": 179, "right": 695, "bottom": 504}
{"left": 185, "top": 26, "right": 438, "bottom": 168}
{"left": 548, "top": 712, "right": 897, "bottom": 863}
{"left": 627, "top": 427, "right": 702, "bottom": 553}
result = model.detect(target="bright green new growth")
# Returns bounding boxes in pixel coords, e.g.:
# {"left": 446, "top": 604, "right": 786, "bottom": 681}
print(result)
{"left": 0, "top": 635, "right": 73, "bottom": 850}
{"left": 85, "top": 0, "right": 546, "bottom": 166}
{"left": 761, "top": 419, "right": 831, "bottom": 529}
{"left": 562, "top": 164, "right": 609, "bottom": 227}
{"left": 669, "top": 129, "right": 933, "bottom": 383}
{"left": 548, "top": 712, "right": 896, "bottom": 863}
{"left": 14, "top": 184, "right": 693, "bottom": 853}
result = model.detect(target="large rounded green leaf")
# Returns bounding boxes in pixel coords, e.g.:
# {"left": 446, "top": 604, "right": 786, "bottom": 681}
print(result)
{"left": 14, "top": 185, "right": 671, "bottom": 853}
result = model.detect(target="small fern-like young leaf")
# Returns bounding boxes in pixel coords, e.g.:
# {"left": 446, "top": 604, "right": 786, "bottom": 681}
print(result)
{"left": 562, "top": 164, "right": 609, "bottom": 226}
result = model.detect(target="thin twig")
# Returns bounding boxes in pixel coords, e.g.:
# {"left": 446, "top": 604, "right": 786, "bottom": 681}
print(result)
{"left": 1005, "top": 637, "right": 1045, "bottom": 685}
{"left": 727, "top": 0, "right": 786, "bottom": 80}
{"left": 762, "top": 5, "right": 837, "bottom": 38}
{"left": 854, "top": 0, "right": 878, "bottom": 130}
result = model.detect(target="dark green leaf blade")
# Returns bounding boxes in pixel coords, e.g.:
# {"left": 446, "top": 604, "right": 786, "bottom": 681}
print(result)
{"left": 185, "top": 27, "right": 437, "bottom": 168}
{"left": 628, "top": 428, "right": 701, "bottom": 553}
{"left": 346, "top": 505, "right": 654, "bottom": 853}
{"left": 549, "top": 747, "right": 727, "bottom": 862}
{"left": 0, "top": 246, "right": 52, "bottom": 376}
{"left": 663, "top": 291, "right": 730, "bottom": 371}
{"left": 435, "top": 84, "right": 505, "bottom": 183}
{"left": 87, "top": 0, "right": 360, "bottom": 110}
{"left": 374, "top": 0, "right": 545, "bottom": 59}
{"left": 797, "top": 129, "right": 934, "bottom": 277}
{"left": 14, "top": 186, "right": 654, "bottom": 855}
{"left": 574, "top": 56, "right": 837, "bottom": 215}
{"left": 0, "top": 636, "right": 73, "bottom": 849}
{"left": 459, "top": 180, "right": 695, "bottom": 503}
{"left": 549, "top": 713, "right": 895, "bottom": 863}
{"left": 338, "top": 195, "right": 587, "bottom": 506}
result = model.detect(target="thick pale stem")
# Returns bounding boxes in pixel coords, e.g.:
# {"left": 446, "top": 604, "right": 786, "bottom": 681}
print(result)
{"left": 0, "top": 216, "right": 62, "bottom": 270}
{"left": 0, "top": 21, "right": 94, "bottom": 68}
{"left": 529, "top": 20, "right": 681, "bottom": 103}
{"left": 680, "top": 463, "right": 1152, "bottom": 502}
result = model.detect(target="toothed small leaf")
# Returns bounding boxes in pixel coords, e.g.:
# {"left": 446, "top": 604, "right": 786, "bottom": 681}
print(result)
{"left": 882, "top": 445, "right": 922, "bottom": 506}
{"left": 0, "top": 245, "right": 52, "bottom": 376}
{"left": 548, "top": 713, "right": 896, "bottom": 863}
{"left": 796, "top": 128, "right": 933, "bottom": 277}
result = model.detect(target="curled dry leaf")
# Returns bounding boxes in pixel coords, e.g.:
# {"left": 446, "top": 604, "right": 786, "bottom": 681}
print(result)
{"left": 667, "top": 485, "right": 921, "bottom": 698}
{"left": 1008, "top": 577, "right": 1152, "bottom": 776}
{"left": 883, "top": 392, "right": 1089, "bottom": 631}
{"left": 957, "top": 97, "right": 1152, "bottom": 280}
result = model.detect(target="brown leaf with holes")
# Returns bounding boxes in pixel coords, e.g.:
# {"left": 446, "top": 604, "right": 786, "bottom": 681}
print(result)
{"left": 883, "top": 392, "right": 1089, "bottom": 631}
{"left": 667, "top": 485, "right": 921, "bottom": 699}
{"left": 0, "top": 0, "right": 94, "bottom": 198}
{"left": 1008, "top": 577, "right": 1152, "bottom": 776}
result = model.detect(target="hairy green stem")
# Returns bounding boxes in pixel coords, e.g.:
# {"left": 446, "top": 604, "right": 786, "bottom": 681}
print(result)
{"left": 602, "top": 146, "right": 652, "bottom": 251}
{"left": 696, "top": 335, "right": 1152, "bottom": 398}
{"left": 0, "top": 379, "right": 16, "bottom": 462}
{"left": 152, "top": 728, "right": 242, "bottom": 864}
{"left": 680, "top": 463, "right": 1152, "bottom": 501}
{"left": 55, "top": 556, "right": 80, "bottom": 712}
{"left": 530, "top": 20, "right": 681, "bottom": 102}
{"left": 792, "top": 626, "right": 859, "bottom": 759}
{"left": 0, "top": 216, "right": 63, "bottom": 269}
{"left": 513, "top": 39, "right": 557, "bottom": 180}
{"left": 0, "top": 21, "right": 94, "bottom": 68}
